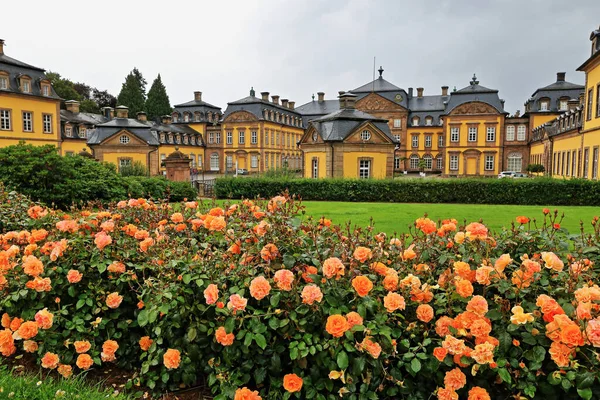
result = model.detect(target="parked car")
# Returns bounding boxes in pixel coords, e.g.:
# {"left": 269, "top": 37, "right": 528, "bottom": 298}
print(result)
{"left": 498, "top": 171, "right": 515, "bottom": 179}
{"left": 237, "top": 168, "right": 249, "bottom": 175}
{"left": 513, "top": 173, "right": 529, "bottom": 178}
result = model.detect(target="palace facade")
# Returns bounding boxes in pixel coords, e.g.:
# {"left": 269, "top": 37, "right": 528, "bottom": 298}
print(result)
{"left": 1, "top": 24, "right": 600, "bottom": 180}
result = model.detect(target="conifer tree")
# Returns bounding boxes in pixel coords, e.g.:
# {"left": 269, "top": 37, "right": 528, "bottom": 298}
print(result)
{"left": 117, "top": 68, "right": 146, "bottom": 117}
{"left": 145, "top": 74, "right": 172, "bottom": 120}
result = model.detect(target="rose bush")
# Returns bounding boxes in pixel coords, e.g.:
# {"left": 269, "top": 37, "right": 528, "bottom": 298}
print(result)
{"left": 1, "top": 189, "right": 600, "bottom": 399}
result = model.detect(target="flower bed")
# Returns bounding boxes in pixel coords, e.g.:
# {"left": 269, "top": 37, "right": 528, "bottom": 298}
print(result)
{"left": 1, "top": 193, "right": 600, "bottom": 399}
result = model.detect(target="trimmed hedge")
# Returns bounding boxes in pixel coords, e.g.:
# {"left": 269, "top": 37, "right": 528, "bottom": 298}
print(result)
{"left": 215, "top": 177, "right": 600, "bottom": 205}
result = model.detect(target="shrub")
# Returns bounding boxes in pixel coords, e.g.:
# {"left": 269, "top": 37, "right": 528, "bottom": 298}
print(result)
{"left": 1, "top": 193, "right": 600, "bottom": 398}
{"left": 527, "top": 164, "right": 545, "bottom": 173}
{"left": 119, "top": 161, "right": 149, "bottom": 177}
{"left": 215, "top": 176, "right": 600, "bottom": 205}
{"left": 261, "top": 167, "right": 299, "bottom": 179}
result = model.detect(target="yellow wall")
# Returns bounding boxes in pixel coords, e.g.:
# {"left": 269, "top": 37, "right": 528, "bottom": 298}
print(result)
{"left": 186, "top": 123, "right": 205, "bottom": 135}
{"left": 158, "top": 145, "right": 204, "bottom": 170}
{"left": 531, "top": 114, "right": 559, "bottom": 130}
{"left": 529, "top": 141, "right": 545, "bottom": 166}
{"left": 303, "top": 151, "right": 327, "bottom": 178}
{"left": 583, "top": 60, "right": 600, "bottom": 132}
{"left": 0, "top": 94, "right": 60, "bottom": 147}
{"left": 342, "top": 151, "right": 388, "bottom": 178}
{"left": 61, "top": 140, "right": 90, "bottom": 155}
{"left": 551, "top": 134, "right": 581, "bottom": 178}
{"left": 102, "top": 152, "right": 148, "bottom": 168}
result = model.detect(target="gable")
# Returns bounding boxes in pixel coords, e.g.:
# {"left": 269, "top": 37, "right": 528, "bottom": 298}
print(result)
{"left": 355, "top": 93, "right": 407, "bottom": 113}
{"left": 101, "top": 129, "right": 151, "bottom": 147}
{"left": 223, "top": 110, "right": 258, "bottom": 123}
{"left": 344, "top": 121, "right": 395, "bottom": 145}
{"left": 300, "top": 125, "right": 323, "bottom": 144}
{"left": 448, "top": 101, "right": 499, "bottom": 116}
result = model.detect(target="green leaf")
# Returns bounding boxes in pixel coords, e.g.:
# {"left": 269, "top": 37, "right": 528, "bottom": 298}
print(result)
{"left": 532, "top": 346, "right": 546, "bottom": 363}
{"left": 577, "top": 371, "right": 596, "bottom": 389}
{"left": 225, "top": 317, "right": 235, "bottom": 333}
{"left": 283, "top": 254, "right": 296, "bottom": 268}
{"left": 498, "top": 368, "right": 511, "bottom": 384}
{"left": 352, "top": 357, "right": 366, "bottom": 374}
{"left": 97, "top": 263, "right": 107, "bottom": 274}
{"left": 137, "top": 310, "right": 149, "bottom": 327}
{"left": 270, "top": 292, "right": 281, "bottom": 308}
{"left": 254, "top": 368, "right": 267, "bottom": 385}
{"left": 577, "top": 388, "right": 593, "bottom": 400}
{"left": 187, "top": 327, "right": 197, "bottom": 342}
{"left": 182, "top": 274, "right": 191, "bottom": 284}
{"left": 337, "top": 351, "right": 349, "bottom": 370}
{"left": 67, "top": 286, "right": 76, "bottom": 297}
{"left": 254, "top": 333, "right": 267, "bottom": 350}
{"left": 410, "top": 358, "right": 421, "bottom": 373}
{"left": 290, "top": 347, "right": 299, "bottom": 360}
{"left": 76, "top": 299, "right": 85, "bottom": 309}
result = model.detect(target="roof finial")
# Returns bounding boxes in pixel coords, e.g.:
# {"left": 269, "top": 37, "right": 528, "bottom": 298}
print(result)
{"left": 378, "top": 66, "right": 384, "bottom": 78}
{"left": 312, "top": 93, "right": 315, "bottom": 101}
{"left": 470, "top": 73, "right": 479, "bottom": 85}
{"left": 250, "top": 87, "right": 255, "bottom": 97}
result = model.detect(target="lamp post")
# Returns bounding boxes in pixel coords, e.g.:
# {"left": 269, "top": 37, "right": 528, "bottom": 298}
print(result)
{"left": 257, "top": 154, "right": 261, "bottom": 176}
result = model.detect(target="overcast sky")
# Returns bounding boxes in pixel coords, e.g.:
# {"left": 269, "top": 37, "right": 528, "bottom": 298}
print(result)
{"left": 3, "top": 0, "right": 599, "bottom": 114}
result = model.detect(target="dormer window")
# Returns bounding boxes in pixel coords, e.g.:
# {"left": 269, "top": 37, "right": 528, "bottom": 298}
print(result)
{"left": 79, "top": 126, "right": 86, "bottom": 138}
{"left": 412, "top": 117, "right": 419, "bottom": 126}
{"left": 65, "top": 126, "right": 72, "bottom": 137}
{"left": 425, "top": 116, "right": 433, "bottom": 126}
{"left": 195, "top": 112, "right": 201, "bottom": 122}
{"left": 559, "top": 99, "right": 568, "bottom": 111}
{"left": 540, "top": 99, "right": 549, "bottom": 111}
{"left": 120, "top": 135, "right": 130, "bottom": 144}
{"left": 183, "top": 135, "right": 189, "bottom": 144}
{"left": 160, "top": 133, "right": 165, "bottom": 142}
{"left": 175, "top": 134, "right": 181, "bottom": 144}
{"left": 0, "top": 72, "right": 8, "bottom": 90}
{"left": 184, "top": 113, "right": 190, "bottom": 122}
{"left": 20, "top": 77, "right": 31, "bottom": 93}
{"left": 172, "top": 113, "right": 179, "bottom": 123}
{"left": 168, "top": 134, "right": 173, "bottom": 143}
{"left": 40, "top": 80, "right": 51, "bottom": 96}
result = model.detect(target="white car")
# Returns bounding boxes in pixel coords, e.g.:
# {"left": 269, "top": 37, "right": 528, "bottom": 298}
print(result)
{"left": 498, "top": 171, "right": 515, "bottom": 179}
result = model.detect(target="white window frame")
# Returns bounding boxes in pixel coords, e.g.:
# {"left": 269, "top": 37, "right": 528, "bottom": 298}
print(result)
{"left": 517, "top": 125, "right": 526, "bottom": 141}
{"left": 239, "top": 130, "right": 245, "bottom": 144}
{"left": 210, "top": 153, "right": 219, "bottom": 171}
{"left": 436, "top": 156, "right": 443, "bottom": 170}
{"left": 0, "top": 109, "right": 11, "bottom": 130}
{"left": 360, "top": 130, "right": 371, "bottom": 141}
{"left": 593, "top": 148, "right": 599, "bottom": 180}
{"left": 486, "top": 126, "right": 496, "bottom": 142}
{"left": 412, "top": 136, "right": 418, "bottom": 148}
{"left": 393, "top": 119, "right": 402, "bottom": 128}
{"left": 312, "top": 158, "right": 318, "bottom": 179}
{"left": 119, "top": 158, "right": 131, "bottom": 170}
{"left": 506, "top": 126, "right": 515, "bottom": 141}
{"left": 43, "top": 114, "right": 52, "bottom": 133}
{"left": 425, "top": 117, "right": 433, "bottom": 126}
{"left": 42, "top": 85, "right": 49, "bottom": 96}
{"left": 540, "top": 101, "right": 549, "bottom": 111}
{"left": 359, "top": 159, "right": 371, "bottom": 179}
{"left": 559, "top": 100, "right": 568, "bottom": 111}
{"left": 393, "top": 134, "right": 401, "bottom": 142}
{"left": 423, "top": 155, "right": 432, "bottom": 170}
{"left": 438, "top": 135, "right": 444, "bottom": 147}
{"left": 251, "top": 131, "right": 257, "bottom": 144}
{"left": 216, "top": 132, "right": 221, "bottom": 144}
{"left": 468, "top": 127, "right": 477, "bottom": 142}
{"left": 78, "top": 126, "right": 86, "bottom": 138}
{"left": 226, "top": 131, "right": 233, "bottom": 145}
{"left": 226, "top": 155, "right": 233, "bottom": 170}
{"left": 425, "top": 135, "right": 432, "bottom": 148}
{"left": 22, "top": 80, "right": 30, "bottom": 93}
{"left": 120, "top": 135, "right": 130, "bottom": 144}
{"left": 394, "top": 156, "right": 400, "bottom": 169}
{"left": 484, "top": 155, "right": 494, "bottom": 171}
{"left": 0, "top": 76, "right": 7, "bottom": 90}
{"left": 22, "top": 112, "right": 33, "bottom": 132}
{"left": 450, "top": 127, "right": 459, "bottom": 142}
{"left": 449, "top": 155, "right": 459, "bottom": 171}
{"left": 251, "top": 155, "right": 258, "bottom": 168}
{"left": 65, "top": 126, "right": 72, "bottom": 137}
{"left": 410, "top": 155, "right": 419, "bottom": 169}
{"left": 208, "top": 132, "right": 214, "bottom": 144}
{"left": 507, "top": 153, "right": 522, "bottom": 172}
{"left": 412, "top": 117, "right": 419, "bottom": 126}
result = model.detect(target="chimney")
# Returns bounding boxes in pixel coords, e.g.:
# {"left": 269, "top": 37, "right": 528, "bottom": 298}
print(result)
{"left": 115, "top": 106, "right": 129, "bottom": 119}
{"left": 161, "top": 115, "right": 172, "bottom": 124}
{"left": 557, "top": 72, "right": 566, "bottom": 82}
{"left": 65, "top": 100, "right": 80, "bottom": 114}
{"left": 194, "top": 91, "right": 202, "bottom": 102}
{"left": 0, "top": 39, "right": 4, "bottom": 55}
{"left": 417, "top": 87, "right": 424, "bottom": 98}
{"left": 514, "top": 110, "right": 521, "bottom": 117}
{"left": 408, "top": 88, "right": 414, "bottom": 97}
{"left": 261, "top": 91, "right": 269, "bottom": 101}
{"left": 568, "top": 99, "right": 579, "bottom": 110}
{"left": 136, "top": 111, "right": 147, "bottom": 122}
{"left": 338, "top": 92, "right": 356, "bottom": 110}
{"left": 281, "top": 99, "right": 289, "bottom": 108}
{"left": 441, "top": 86, "right": 449, "bottom": 96}
{"left": 101, "top": 107, "right": 114, "bottom": 120}
{"left": 317, "top": 92, "right": 325, "bottom": 103}
{"left": 271, "top": 95, "right": 279, "bottom": 105}
{"left": 288, "top": 101, "right": 295, "bottom": 110}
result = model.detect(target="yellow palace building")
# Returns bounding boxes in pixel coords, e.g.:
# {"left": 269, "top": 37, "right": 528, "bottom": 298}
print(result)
{"left": 0, "top": 39, "right": 61, "bottom": 149}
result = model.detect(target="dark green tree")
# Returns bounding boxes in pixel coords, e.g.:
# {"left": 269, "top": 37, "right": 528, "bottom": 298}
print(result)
{"left": 46, "top": 71, "right": 81, "bottom": 102}
{"left": 145, "top": 74, "right": 172, "bottom": 120}
{"left": 92, "top": 88, "right": 117, "bottom": 108}
{"left": 117, "top": 68, "right": 147, "bottom": 117}
{"left": 79, "top": 99, "right": 100, "bottom": 114}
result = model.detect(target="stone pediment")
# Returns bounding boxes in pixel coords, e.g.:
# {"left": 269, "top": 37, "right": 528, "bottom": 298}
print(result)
{"left": 449, "top": 101, "right": 498, "bottom": 115}
{"left": 356, "top": 93, "right": 407, "bottom": 113}
{"left": 223, "top": 111, "right": 258, "bottom": 123}
{"left": 344, "top": 121, "right": 394, "bottom": 144}
{"left": 102, "top": 129, "right": 149, "bottom": 146}
{"left": 300, "top": 125, "right": 322, "bottom": 144}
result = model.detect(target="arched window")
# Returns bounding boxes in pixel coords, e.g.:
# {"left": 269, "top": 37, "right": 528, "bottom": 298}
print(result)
{"left": 167, "top": 133, "right": 173, "bottom": 143}
{"left": 175, "top": 134, "right": 181, "bottom": 144}
{"left": 210, "top": 153, "right": 219, "bottom": 171}
{"left": 183, "top": 112, "right": 190, "bottom": 122}
{"left": 195, "top": 112, "right": 202, "bottom": 122}
{"left": 507, "top": 152, "right": 522, "bottom": 172}
{"left": 423, "top": 154, "right": 433, "bottom": 170}
{"left": 412, "top": 117, "right": 419, "bottom": 126}
{"left": 172, "top": 112, "right": 180, "bottom": 123}
{"left": 425, "top": 116, "right": 433, "bottom": 126}
{"left": 160, "top": 133, "right": 165, "bottom": 142}
{"left": 410, "top": 154, "right": 419, "bottom": 169}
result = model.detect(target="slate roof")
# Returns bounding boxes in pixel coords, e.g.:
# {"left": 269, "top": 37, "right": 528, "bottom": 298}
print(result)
{"left": 88, "top": 118, "right": 160, "bottom": 146}
{"left": 174, "top": 99, "right": 221, "bottom": 110}
{"left": 309, "top": 108, "right": 397, "bottom": 143}
{"left": 407, "top": 94, "right": 449, "bottom": 126}
{"left": 295, "top": 99, "right": 341, "bottom": 127}
{"left": 60, "top": 110, "right": 108, "bottom": 126}
{"left": 524, "top": 73, "right": 584, "bottom": 114}
{"left": 222, "top": 90, "right": 303, "bottom": 128}
{"left": 0, "top": 53, "right": 61, "bottom": 100}
{"left": 444, "top": 75, "right": 506, "bottom": 114}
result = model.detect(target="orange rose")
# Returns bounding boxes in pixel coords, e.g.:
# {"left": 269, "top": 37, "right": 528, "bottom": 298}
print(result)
{"left": 250, "top": 276, "right": 271, "bottom": 300}
{"left": 41, "top": 352, "right": 59, "bottom": 369}
{"left": 351, "top": 276, "right": 373, "bottom": 297}
{"left": 23, "top": 340, "right": 38, "bottom": 353}
{"left": 325, "top": 315, "right": 349, "bottom": 338}
{"left": 57, "top": 364, "right": 72, "bottom": 378}
{"left": 16, "top": 321, "right": 38, "bottom": 340}
{"left": 402, "top": 244, "right": 417, "bottom": 260}
{"left": 139, "top": 237, "right": 154, "bottom": 253}
{"left": 260, "top": 244, "right": 279, "bottom": 262}
{"left": 466, "top": 296, "right": 488, "bottom": 316}
{"left": 76, "top": 353, "right": 94, "bottom": 370}
{"left": 360, "top": 337, "right": 382, "bottom": 359}
{"left": 471, "top": 342, "right": 495, "bottom": 364}
{"left": 442, "top": 335, "right": 466, "bottom": 355}
{"left": 541, "top": 251, "right": 564, "bottom": 272}
{"left": 67, "top": 269, "right": 83, "bottom": 283}
{"left": 204, "top": 284, "right": 219, "bottom": 305}
{"left": 163, "top": 348, "right": 181, "bottom": 369}
{"left": 22, "top": 255, "right": 44, "bottom": 277}
{"left": 234, "top": 387, "right": 262, "bottom": 400}
{"left": 170, "top": 212, "right": 184, "bottom": 223}
{"left": 444, "top": 367, "right": 466, "bottom": 390}
{"left": 467, "top": 386, "right": 491, "bottom": 400}
{"left": 383, "top": 292, "right": 406, "bottom": 313}
{"left": 215, "top": 327, "right": 235, "bottom": 346}
{"left": 516, "top": 216, "right": 529, "bottom": 224}
{"left": 106, "top": 292, "right": 123, "bottom": 309}
{"left": 437, "top": 387, "right": 459, "bottom": 400}
{"left": 227, "top": 294, "right": 248, "bottom": 313}
{"left": 465, "top": 222, "right": 488, "bottom": 240}
{"left": 209, "top": 216, "right": 227, "bottom": 231}
{"left": 107, "top": 261, "right": 126, "bottom": 274}
{"left": 455, "top": 278, "right": 474, "bottom": 298}
{"left": 353, "top": 246, "right": 372, "bottom": 263}
{"left": 433, "top": 347, "right": 448, "bottom": 362}
{"left": 94, "top": 231, "right": 112, "bottom": 250}
{"left": 283, "top": 373, "right": 303, "bottom": 393}
{"left": 416, "top": 217, "right": 437, "bottom": 235}
{"left": 301, "top": 285, "right": 323, "bottom": 305}
{"left": 101, "top": 340, "right": 119, "bottom": 362}
{"left": 274, "top": 269, "right": 294, "bottom": 291}
{"left": 383, "top": 270, "right": 399, "bottom": 291}
{"left": 139, "top": 336, "right": 153, "bottom": 351}
{"left": 35, "top": 308, "right": 53, "bottom": 329}
{"left": 416, "top": 304, "right": 434, "bottom": 323}
{"left": 9, "top": 317, "right": 22, "bottom": 332}
{"left": 322, "top": 257, "right": 345, "bottom": 279}
{"left": 346, "top": 312, "right": 363, "bottom": 328}
{"left": 370, "top": 262, "right": 389, "bottom": 276}
{"left": 74, "top": 340, "right": 91, "bottom": 354}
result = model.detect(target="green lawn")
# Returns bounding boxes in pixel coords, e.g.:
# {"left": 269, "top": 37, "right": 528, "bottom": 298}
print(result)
{"left": 298, "top": 202, "right": 599, "bottom": 235}
{"left": 0, "top": 364, "right": 132, "bottom": 400}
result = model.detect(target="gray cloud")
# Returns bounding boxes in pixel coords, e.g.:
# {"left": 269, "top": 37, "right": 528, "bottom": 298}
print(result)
{"left": 3, "top": 0, "right": 599, "bottom": 113}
